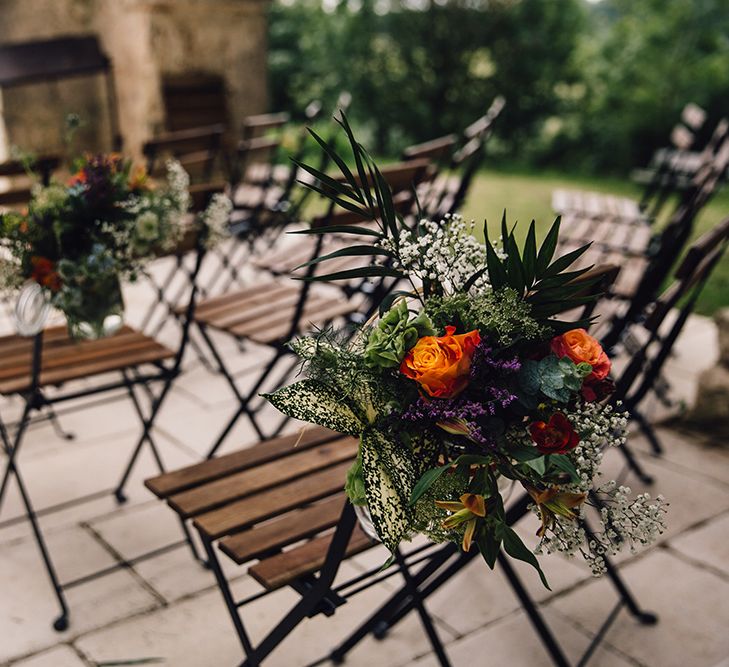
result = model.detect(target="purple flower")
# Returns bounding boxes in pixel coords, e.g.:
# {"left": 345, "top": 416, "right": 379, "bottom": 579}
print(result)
{"left": 400, "top": 338, "right": 521, "bottom": 448}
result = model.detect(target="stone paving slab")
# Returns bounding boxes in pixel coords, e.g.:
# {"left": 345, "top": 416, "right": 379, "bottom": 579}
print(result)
{"left": 409, "top": 610, "right": 636, "bottom": 667}
{"left": 551, "top": 549, "right": 729, "bottom": 667}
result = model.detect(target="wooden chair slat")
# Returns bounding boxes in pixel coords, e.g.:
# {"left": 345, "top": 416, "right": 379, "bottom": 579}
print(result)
{"left": 248, "top": 524, "right": 374, "bottom": 591}
{"left": 0, "top": 339, "right": 175, "bottom": 394}
{"left": 193, "top": 460, "right": 354, "bottom": 539}
{"left": 145, "top": 426, "right": 339, "bottom": 498}
{"left": 169, "top": 437, "right": 358, "bottom": 517}
{"left": 189, "top": 281, "right": 290, "bottom": 317}
{"left": 0, "top": 330, "right": 151, "bottom": 377}
{"left": 239, "top": 297, "right": 359, "bottom": 344}
{"left": 402, "top": 135, "right": 457, "bottom": 162}
{"left": 219, "top": 495, "right": 347, "bottom": 565}
{"left": 206, "top": 291, "right": 303, "bottom": 331}
{"left": 0, "top": 325, "right": 175, "bottom": 394}
{"left": 203, "top": 289, "right": 332, "bottom": 334}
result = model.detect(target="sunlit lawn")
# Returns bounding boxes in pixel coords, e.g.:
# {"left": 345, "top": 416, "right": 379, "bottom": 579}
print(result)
{"left": 462, "top": 169, "right": 729, "bottom": 316}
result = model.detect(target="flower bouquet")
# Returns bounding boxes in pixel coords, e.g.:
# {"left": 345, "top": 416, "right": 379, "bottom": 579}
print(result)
{"left": 264, "top": 118, "right": 666, "bottom": 585}
{"left": 0, "top": 154, "right": 225, "bottom": 339}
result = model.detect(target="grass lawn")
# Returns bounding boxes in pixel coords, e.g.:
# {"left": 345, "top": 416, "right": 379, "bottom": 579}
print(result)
{"left": 460, "top": 169, "right": 729, "bottom": 316}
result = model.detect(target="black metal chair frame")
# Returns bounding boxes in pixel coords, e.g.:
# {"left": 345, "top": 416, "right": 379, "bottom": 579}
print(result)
{"left": 203, "top": 487, "right": 656, "bottom": 667}
{"left": 412, "top": 96, "right": 505, "bottom": 221}
{"left": 610, "top": 217, "right": 729, "bottom": 484}
{"left": 0, "top": 242, "right": 208, "bottom": 632}
{"left": 601, "top": 128, "right": 729, "bottom": 351}
{"left": 197, "top": 225, "right": 365, "bottom": 458}
{"left": 143, "top": 124, "right": 226, "bottom": 184}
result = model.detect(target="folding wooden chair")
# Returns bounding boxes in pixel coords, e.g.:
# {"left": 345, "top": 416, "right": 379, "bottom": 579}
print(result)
{"left": 609, "top": 216, "right": 729, "bottom": 484}
{"left": 144, "top": 266, "right": 658, "bottom": 667}
{"left": 0, "top": 216, "right": 210, "bottom": 632}
{"left": 558, "top": 125, "right": 729, "bottom": 352}
{"left": 143, "top": 124, "right": 226, "bottom": 184}
{"left": 552, "top": 102, "right": 710, "bottom": 224}
{"left": 406, "top": 96, "right": 505, "bottom": 219}
{"left": 555, "top": 117, "right": 727, "bottom": 274}
{"left": 190, "top": 203, "right": 388, "bottom": 458}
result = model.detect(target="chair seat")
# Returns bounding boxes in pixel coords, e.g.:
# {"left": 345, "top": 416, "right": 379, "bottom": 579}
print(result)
{"left": 145, "top": 426, "right": 375, "bottom": 590}
{"left": 559, "top": 211, "right": 652, "bottom": 257}
{"left": 254, "top": 237, "right": 373, "bottom": 278}
{"left": 558, "top": 240, "right": 649, "bottom": 300}
{"left": 552, "top": 188, "right": 644, "bottom": 222}
{"left": 0, "top": 325, "right": 176, "bottom": 395}
{"left": 190, "top": 280, "right": 361, "bottom": 344}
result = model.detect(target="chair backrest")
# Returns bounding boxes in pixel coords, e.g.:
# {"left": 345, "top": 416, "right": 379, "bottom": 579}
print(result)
{"left": 162, "top": 73, "right": 228, "bottom": 133}
{"left": 132, "top": 184, "right": 223, "bottom": 348}
{"left": 612, "top": 216, "right": 729, "bottom": 410}
{"left": 143, "top": 124, "right": 225, "bottom": 183}
{"left": 436, "top": 96, "right": 505, "bottom": 217}
{"left": 639, "top": 106, "right": 716, "bottom": 219}
{"left": 402, "top": 135, "right": 458, "bottom": 163}
{"left": 625, "top": 124, "right": 729, "bottom": 322}
{"left": 0, "top": 155, "right": 61, "bottom": 210}
{"left": 462, "top": 95, "right": 507, "bottom": 143}
{"left": 565, "top": 264, "right": 621, "bottom": 324}
{"left": 241, "top": 112, "right": 290, "bottom": 141}
{"left": 332, "top": 158, "right": 433, "bottom": 193}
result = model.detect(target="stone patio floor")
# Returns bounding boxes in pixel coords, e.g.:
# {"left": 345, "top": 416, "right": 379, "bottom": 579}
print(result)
{"left": 0, "top": 291, "right": 727, "bottom": 667}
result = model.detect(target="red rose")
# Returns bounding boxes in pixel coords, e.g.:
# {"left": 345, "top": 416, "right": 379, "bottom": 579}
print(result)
{"left": 581, "top": 377, "right": 615, "bottom": 402}
{"left": 529, "top": 412, "right": 580, "bottom": 455}
{"left": 30, "top": 256, "right": 62, "bottom": 292}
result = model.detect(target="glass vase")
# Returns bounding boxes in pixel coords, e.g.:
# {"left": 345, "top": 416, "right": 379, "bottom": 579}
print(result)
{"left": 65, "top": 275, "right": 125, "bottom": 340}
{"left": 14, "top": 281, "right": 51, "bottom": 337}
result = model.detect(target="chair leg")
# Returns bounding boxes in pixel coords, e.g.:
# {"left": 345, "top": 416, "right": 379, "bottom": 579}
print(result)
{"left": 632, "top": 409, "right": 664, "bottom": 456}
{"left": 329, "top": 544, "right": 460, "bottom": 663}
{"left": 202, "top": 536, "right": 259, "bottom": 663}
{"left": 581, "top": 521, "right": 658, "bottom": 626}
{"left": 114, "top": 372, "right": 177, "bottom": 502}
{"left": 198, "top": 324, "right": 288, "bottom": 457}
{"left": 394, "top": 549, "right": 452, "bottom": 667}
{"left": 121, "top": 372, "right": 166, "bottom": 472}
{"left": 617, "top": 440, "right": 654, "bottom": 485}
{"left": 0, "top": 407, "right": 70, "bottom": 631}
{"left": 497, "top": 552, "right": 571, "bottom": 667}
{"left": 45, "top": 405, "right": 75, "bottom": 441}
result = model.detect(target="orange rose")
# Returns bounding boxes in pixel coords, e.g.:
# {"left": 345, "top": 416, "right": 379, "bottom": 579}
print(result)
{"left": 400, "top": 326, "right": 481, "bottom": 398}
{"left": 550, "top": 328, "right": 610, "bottom": 381}
{"left": 128, "top": 164, "right": 149, "bottom": 190}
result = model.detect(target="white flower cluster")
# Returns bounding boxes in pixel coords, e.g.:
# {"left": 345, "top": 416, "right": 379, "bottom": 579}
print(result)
{"left": 379, "top": 213, "right": 502, "bottom": 295}
{"left": 533, "top": 400, "right": 667, "bottom": 576}
{"left": 569, "top": 400, "right": 628, "bottom": 490}
{"left": 165, "top": 159, "right": 192, "bottom": 217}
{"left": 200, "top": 193, "right": 233, "bottom": 249}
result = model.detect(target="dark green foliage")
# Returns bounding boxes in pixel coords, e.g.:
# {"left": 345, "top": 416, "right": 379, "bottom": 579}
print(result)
{"left": 268, "top": 0, "right": 584, "bottom": 155}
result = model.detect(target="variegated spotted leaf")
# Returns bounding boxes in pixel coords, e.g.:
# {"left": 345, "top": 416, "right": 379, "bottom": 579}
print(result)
{"left": 262, "top": 380, "right": 364, "bottom": 436}
{"left": 360, "top": 428, "right": 416, "bottom": 553}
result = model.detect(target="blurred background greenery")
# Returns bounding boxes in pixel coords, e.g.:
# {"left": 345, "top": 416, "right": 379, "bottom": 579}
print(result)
{"left": 269, "top": 0, "right": 729, "bottom": 173}
{"left": 269, "top": 0, "right": 728, "bottom": 314}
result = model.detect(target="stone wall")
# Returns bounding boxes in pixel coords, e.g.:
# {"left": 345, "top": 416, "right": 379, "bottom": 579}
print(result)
{"left": 0, "top": 0, "right": 269, "bottom": 159}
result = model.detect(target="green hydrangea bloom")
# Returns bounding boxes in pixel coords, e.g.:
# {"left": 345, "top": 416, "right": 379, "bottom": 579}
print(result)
{"left": 364, "top": 301, "right": 434, "bottom": 368}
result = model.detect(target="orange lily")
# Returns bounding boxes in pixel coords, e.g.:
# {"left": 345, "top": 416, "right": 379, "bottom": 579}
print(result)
{"left": 524, "top": 485, "right": 587, "bottom": 537}
{"left": 435, "top": 493, "right": 486, "bottom": 552}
